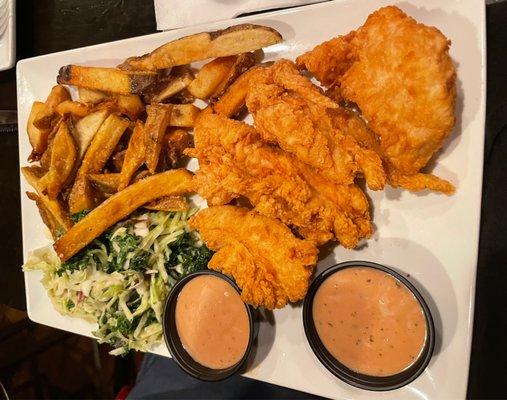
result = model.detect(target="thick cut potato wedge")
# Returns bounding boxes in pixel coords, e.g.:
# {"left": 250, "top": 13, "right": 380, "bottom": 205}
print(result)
{"left": 111, "top": 150, "right": 127, "bottom": 172}
{"left": 68, "top": 114, "right": 129, "bottom": 213}
{"left": 54, "top": 169, "right": 193, "bottom": 261}
{"left": 22, "top": 166, "right": 74, "bottom": 237}
{"left": 91, "top": 96, "right": 144, "bottom": 121}
{"left": 116, "top": 94, "right": 144, "bottom": 120}
{"left": 38, "top": 122, "right": 77, "bottom": 199}
{"left": 143, "top": 196, "right": 188, "bottom": 212}
{"left": 151, "top": 73, "right": 194, "bottom": 103}
{"left": 33, "top": 85, "right": 71, "bottom": 130}
{"left": 118, "top": 121, "right": 146, "bottom": 190}
{"left": 40, "top": 141, "right": 53, "bottom": 170}
{"left": 212, "top": 66, "right": 260, "bottom": 117}
{"left": 187, "top": 56, "right": 237, "bottom": 99}
{"left": 133, "top": 170, "right": 151, "bottom": 183}
{"left": 38, "top": 116, "right": 64, "bottom": 168}
{"left": 144, "top": 104, "right": 172, "bottom": 173}
{"left": 169, "top": 104, "right": 200, "bottom": 127}
{"left": 210, "top": 52, "right": 256, "bottom": 99}
{"left": 78, "top": 87, "right": 143, "bottom": 119}
{"left": 164, "top": 128, "right": 192, "bottom": 167}
{"left": 27, "top": 101, "right": 50, "bottom": 160}
{"left": 170, "top": 89, "right": 195, "bottom": 104}
{"left": 21, "top": 165, "right": 48, "bottom": 194}
{"left": 72, "top": 109, "right": 110, "bottom": 159}
{"left": 119, "top": 24, "right": 282, "bottom": 71}
{"left": 26, "top": 192, "right": 73, "bottom": 240}
{"left": 55, "top": 100, "right": 90, "bottom": 117}
{"left": 88, "top": 173, "right": 120, "bottom": 195}
{"left": 57, "top": 65, "right": 158, "bottom": 95}
{"left": 78, "top": 87, "right": 109, "bottom": 104}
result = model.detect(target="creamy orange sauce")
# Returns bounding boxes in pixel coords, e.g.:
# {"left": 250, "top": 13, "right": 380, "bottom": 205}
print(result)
{"left": 175, "top": 275, "right": 250, "bottom": 369}
{"left": 312, "top": 267, "right": 426, "bottom": 377}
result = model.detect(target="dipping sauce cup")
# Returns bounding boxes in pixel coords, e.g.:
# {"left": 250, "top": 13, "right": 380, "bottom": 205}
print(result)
{"left": 163, "top": 270, "right": 257, "bottom": 381}
{"left": 303, "top": 261, "right": 435, "bottom": 391}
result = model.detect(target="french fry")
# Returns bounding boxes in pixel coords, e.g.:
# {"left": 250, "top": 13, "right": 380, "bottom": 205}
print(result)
{"left": 67, "top": 178, "right": 96, "bottom": 214}
{"left": 164, "top": 128, "right": 192, "bottom": 167}
{"left": 116, "top": 94, "right": 144, "bottom": 120}
{"left": 38, "top": 121, "right": 77, "bottom": 199}
{"left": 144, "top": 104, "right": 172, "bottom": 173}
{"left": 187, "top": 56, "right": 237, "bottom": 99}
{"left": 78, "top": 87, "right": 109, "bottom": 104}
{"left": 21, "top": 165, "right": 48, "bottom": 193}
{"left": 151, "top": 73, "right": 194, "bottom": 103}
{"left": 68, "top": 114, "right": 129, "bottom": 213}
{"left": 27, "top": 101, "right": 50, "bottom": 160}
{"left": 130, "top": 170, "right": 151, "bottom": 184}
{"left": 40, "top": 142, "right": 53, "bottom": 171}
{"left": 143, "top": 196, "right": 188, "bottom": 212}
{"left": 72, "top": 109, "right": 110, "bottom": 159}
{"left": 119, "top": 24, "right": 282, "bottom": 70}
{"left": 118, "top": 121, "right": 146, "bottom": 190}
{"left": 210, "top": 52, "right": 256, "bottom": 99}
{"left": 54, "top": 169, "right": 193, "bottom": 261}
{"left": 57, "top": 65, "right": 158, "bottom": 95}
{"left": 55, "top": 100, "right": 90, "bottom": 117}
{"left": 88, "top": 173, "right": 120, "bottom": 194}
{"left": 22, "top": 166, "right": 73, "bottom": 236}
{"left": 26, "top": 192, "right": 72, "bottom": 240}
{"left": 33, "top": 85, "right": 71, "bottom": 130}
{"left": 111, "top": 150, "right": 126, "bottom": 172}
{"left": 212, "top": 66, "right": 260, "bottom": 117}
{"left": 169, "top": 104, "right": 200, "bottom": 127}
{"left": 170, "top": 89, "right": 196, "bottom": 104}
{"left": 39, "top": 114, "right": 65, "bottom": 168}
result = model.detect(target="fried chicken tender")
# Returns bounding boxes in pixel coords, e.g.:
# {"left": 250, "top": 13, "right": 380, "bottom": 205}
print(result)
{"left": 297, "top": 6, "right": 456, "bottom": 194}
{"left": 246, "top": 60, "right": 386, "bottom": 190}
{"left": 187, "top": 113, "right": 372, "bottom": 247}
{"left": 189, "top": 206, "right": 318, "bottom": 309}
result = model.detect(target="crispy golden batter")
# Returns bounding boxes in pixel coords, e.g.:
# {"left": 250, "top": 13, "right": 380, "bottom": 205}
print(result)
{"left": 189, "top": 206, "right": 318, "bottom": 309}
{"left": 188, "top": 113, "right": 372, "bottom": 247}
{"left": 246, "top": 60, "right": 386, "bottom": 190}
{"left": 297, "top": 6, "right": 456, "bottom": 194}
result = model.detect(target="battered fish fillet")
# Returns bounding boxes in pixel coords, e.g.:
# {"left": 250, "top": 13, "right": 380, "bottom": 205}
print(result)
{"left": 187, "top": 113, "right": 372, "bottom": 247}
{"left": 189, "top": 206, "right": 318, "bottom": 309}
{"left": 296, "top": 6, "right": 456, "bottom": 194}
{"left": 246, "top": 60, "right": 386, "bottom": 190}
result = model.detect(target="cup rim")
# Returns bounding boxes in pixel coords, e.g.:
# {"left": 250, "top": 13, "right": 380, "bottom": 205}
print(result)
{"left": 163, "top": 270, "right": 256, "bottom": 381}
{"left": 302, "top": 260, "right": 436, "bottom": 391}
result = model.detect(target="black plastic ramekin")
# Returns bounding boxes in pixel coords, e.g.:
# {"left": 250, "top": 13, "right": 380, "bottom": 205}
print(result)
{"left": 303, "top": 261, "right": 435, "bottom": 391}
{"left": 163, "top": 270, "right": 257, "bottom": 381}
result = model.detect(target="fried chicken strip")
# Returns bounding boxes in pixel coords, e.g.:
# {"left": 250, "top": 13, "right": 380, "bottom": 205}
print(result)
{"left": 297, "top": 6, "right": 456, "bottom": 194}
{"left": 190, "top": 206, "right": 318, "bottom": 309}
{"left": 246, "top": 60, "right": 386, "bottom": 190}
{"left": 187, "top": 112, "right": 372, "bottom": 247}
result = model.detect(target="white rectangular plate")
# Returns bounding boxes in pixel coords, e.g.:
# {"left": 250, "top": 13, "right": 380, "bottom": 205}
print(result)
{"left": 17, "top": 1, "right": 486, "bottom": 398}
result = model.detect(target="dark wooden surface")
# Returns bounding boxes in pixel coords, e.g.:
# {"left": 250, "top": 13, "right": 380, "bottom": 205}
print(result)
{"left": 0, "top": 1, "right": 506, "bottom": 398}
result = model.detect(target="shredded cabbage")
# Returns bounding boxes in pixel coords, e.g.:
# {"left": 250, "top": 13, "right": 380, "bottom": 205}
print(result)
{"left": 23, "top": 209, "right": 212, "bottom": 355}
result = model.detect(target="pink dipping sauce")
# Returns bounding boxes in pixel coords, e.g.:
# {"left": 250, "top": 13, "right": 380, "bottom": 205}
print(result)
{"left": 312, "top": 267, "right": 427, "bottom": 377}
{"left": 175, "top": 275, "right": 250, "bottom": 369}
